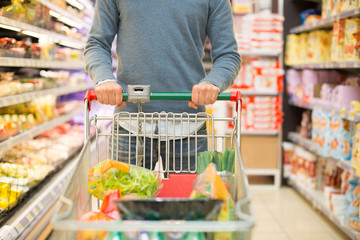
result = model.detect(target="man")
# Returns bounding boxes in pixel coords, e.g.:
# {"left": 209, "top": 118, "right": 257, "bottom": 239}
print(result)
{"left": 84, "top": 0, "right": 241, "bottom": 171}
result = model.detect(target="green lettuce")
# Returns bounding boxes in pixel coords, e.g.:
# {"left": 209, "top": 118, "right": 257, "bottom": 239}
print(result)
{"left": 101, "top": 165, "right": 160, "bottom": 199}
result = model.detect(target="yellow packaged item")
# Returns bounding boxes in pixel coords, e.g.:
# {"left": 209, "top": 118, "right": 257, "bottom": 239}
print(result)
{"left": 332, "top": 0, "right": 343, "bottom": 16}
{"left": 344, "top": 18, "right": 360, "bottom": 60}
{"left": 190, "top": 164, "right": 235, "bottom": 240}
{"left": 322, "top": 0, "right": 332, "bottom": 19}
{"left": 285, "top": 34, "right": 300, "bottom": 65}
{"left": 0, "top": 183, "right": 24, "bottom": 200}
{"left": 299, "top": 33, "right": 309, "bottom": 64}
{"left": 88, "top": 159, "right": 161, "bottom": 200}
{"left": 342, "top": 0, "right": 359, "bottom": 12}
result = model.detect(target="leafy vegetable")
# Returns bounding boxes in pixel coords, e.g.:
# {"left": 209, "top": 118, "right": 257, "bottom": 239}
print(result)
{"left": 197, "top": 148, "right": 235, "bottom": 174}
{"left": 101, "top": 165, "right": 159, "bottom": 199}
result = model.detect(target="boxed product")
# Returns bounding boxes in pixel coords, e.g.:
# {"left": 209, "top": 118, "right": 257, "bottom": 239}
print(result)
{"left": 307, "top": 30, "right": 332, "bottom": 63}
{"left": 299, "top": 33, "right": 309, "bottom": 63}
{"left": 352, "top": 123, "right": 360, "bottom": 175}
{"left": 344, "top": 18, "right": 360, "bottom": 60}
{"left": 331, "top": 20, "right": 345, "bottom": 61}
{"left": 332, "top": 0, "right": 343, "bottom": 16}
{"left": 322, "top": 0, "right": 332, "bottom": 19}
{"left": 285, "top": 34, "right": 300, "bottom": 65}
{"left": 291, "top": 146, "right": 317, "bottom": 190}
{"left": 342, "top": 0, "right": 359, "bottom": 12}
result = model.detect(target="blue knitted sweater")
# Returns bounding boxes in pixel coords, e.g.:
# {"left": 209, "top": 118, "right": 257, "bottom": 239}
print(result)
{"left": 84, "top": 0, "right": 241, "bottom": 114}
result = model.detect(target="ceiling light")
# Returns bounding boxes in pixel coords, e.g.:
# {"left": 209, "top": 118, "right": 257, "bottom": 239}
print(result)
{"left": 0, "top": 24, "right": 21, "bottom": 32}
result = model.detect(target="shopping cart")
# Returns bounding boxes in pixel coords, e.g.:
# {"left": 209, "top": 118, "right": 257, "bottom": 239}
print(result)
{"left": 51, "top": 85, "right": 255, "bottom": 240}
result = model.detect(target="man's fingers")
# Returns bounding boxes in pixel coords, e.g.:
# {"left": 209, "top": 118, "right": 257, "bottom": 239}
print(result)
{"left": 116, "top": 101, "right": 127, "bottom": 110}
{"left": 188, "top": 100, "right": 198, "bottom": 109}
{"left": 115, "top": 88, "right": 123, "bottom": 105}
{"left": 191, "top": 85, "right": 199, "bottom": 106}
{"left": 109, "top": 90, "right": 116, "bottom": 105}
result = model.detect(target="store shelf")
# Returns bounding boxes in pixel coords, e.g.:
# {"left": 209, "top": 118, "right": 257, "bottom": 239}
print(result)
{"left": 0, "top": 107, "right": 83, "bottom": 153}
{"left": 238, "top": 50, "right": 282, "bottom": 57}
{"left": 0, "top": 57, "right": 85, "bottom": 69}
{"left": 38, "top": 0, "right": 91, "bottom": 30}
{"left": 288, "top": 179, "right": 359, "bottom": 240}
{"left": 288, "top": 132, "right": 355, "bottom": 174}
{"left": 290, "top": 7, "right": 360, "bottom": 34}
{"left": 0, "top": 84, "right": 92, "bottom": 108}
{"left": 288, "top": 98, "right": 360, "bottom": 122}
{"left": 0, "top": 16, "right": 85, "bottom": 49}
{"left": 290, "top": 61, "right": 360, "bottom": 69}
{"left": 241, "top": 130, "right": 279, "bottom": 136}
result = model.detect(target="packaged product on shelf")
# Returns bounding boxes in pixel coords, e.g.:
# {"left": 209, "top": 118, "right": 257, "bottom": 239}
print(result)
{"left": 332, "top": 85, "right": 360, "bottom": 110}
{"left": 291, "top": 146, "right": 317, "bottom": 190}
{"left": 283, "top": 142, "right": 295, "bottom": 178}
{"left": 299, "top": 33, "right": 309, "bottom": 64}
{"left": 344, "top": 18, "right": 360, "bottom": 60}
{"left": 342, "top": 0, "right": 359, "bottom": 12}
{"left": 322, "top": 0, "right": 332, "bottom": 19}
{"left": 332, "top": 0, "right": 343, "bottom": 16}
{"left": 300, "top": 111, "right": 312, "bottom": 139}
{"left": 285, "top": 34, "right": 300, "bottom": 66}
{"left": 307, "top": 30, "right": 332, "bottom": 63}
{"left": 352, "top": 123, "right": 360, "bottom": 175}
{"left": 331, "top": 20, "right": 345, "bottom": 62}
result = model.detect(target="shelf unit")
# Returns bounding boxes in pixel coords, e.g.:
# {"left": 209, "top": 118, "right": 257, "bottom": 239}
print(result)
{"left": 290, "top": 61, "right": 360, "bottom": 69}
{"left": 0, "top": 107, "right": 83, "bottom": 153}
{"left": 0, "top": 136, "right": 107, "bottom": 240}
{"left": 290, "top": 7, "right": 360, "bottom": 34}
{"left": 0, "top": 84, "right": 93, "bottom": 108}
{"left": 0, "top": 57, "right": 85, "bottom": 69}
{"left": 288, "top": 99, "right": 360, "bottom": 122}
{"left": 37, "top": 0, "right": 91, "bottom": 30}
{"left": 288, "top": 178, "right": 359, "bottom": 240}
{"left": 0, "top": 16, "right": 85, "bottom": 49}
{"left": 288, "top": 132, "right": 355, "bottom": 175}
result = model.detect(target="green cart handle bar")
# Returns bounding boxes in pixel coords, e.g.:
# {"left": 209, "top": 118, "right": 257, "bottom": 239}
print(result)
{"left": 84, "top": 90, "right": 242, "bottom": 111}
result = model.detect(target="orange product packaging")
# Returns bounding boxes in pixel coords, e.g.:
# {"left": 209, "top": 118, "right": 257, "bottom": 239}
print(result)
{"left": 344, "top": 18, "right": 360, "bottom": 60}
{"left": 190, "top": 163, "right": 236, "bottom": 240}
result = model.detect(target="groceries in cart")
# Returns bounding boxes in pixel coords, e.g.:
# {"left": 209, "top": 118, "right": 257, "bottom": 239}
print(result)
{"left": 88, "top": 159, "right": 161, "bottom": 200}
{"left": 197, "top": 148, "right": 235, "bottom": 174}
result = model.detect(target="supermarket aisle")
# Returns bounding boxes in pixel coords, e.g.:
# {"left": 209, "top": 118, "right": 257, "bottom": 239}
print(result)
{"left": 251, "top": 187, "right": 350, "bottom": 240}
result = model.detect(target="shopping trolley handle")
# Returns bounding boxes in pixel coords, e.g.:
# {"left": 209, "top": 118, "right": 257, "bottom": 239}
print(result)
{"left": 84, "top": 87, "right": 242, "bottom": 111}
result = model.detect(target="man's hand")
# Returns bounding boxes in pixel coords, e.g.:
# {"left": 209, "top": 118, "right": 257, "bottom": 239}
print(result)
{"left": 188, "top": 82, "right": 220, "bottom": 109}
{"left": 95, "top": 82, "right": 126, "bottom": 109}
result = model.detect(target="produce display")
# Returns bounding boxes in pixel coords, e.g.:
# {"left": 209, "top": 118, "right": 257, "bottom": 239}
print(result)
{"left": 0, "top": 37, "right": 83, "bottom": 61}
{"left": 0, "top": 70, "right": 86, "bottom": 97}
{"left": 0, "top": 0, "right": 87, "bottom": 39}
{"left": 0, "top": 97, "right": 82, "bottom": 142}
{"left": 0, "top": 123, "right": 84, "bottom": 212}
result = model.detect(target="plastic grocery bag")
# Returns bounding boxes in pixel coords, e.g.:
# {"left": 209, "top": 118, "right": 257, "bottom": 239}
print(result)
{"left": 190, "top": 163, "right": 236, "bottom": 240}
{"left": 88, "top": 159, "right": 161, "bottom": 200}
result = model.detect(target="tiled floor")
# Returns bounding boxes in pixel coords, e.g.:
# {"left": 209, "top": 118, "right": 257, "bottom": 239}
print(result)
{"left": 251, "top": 187, "right": 351, "bottom": 240}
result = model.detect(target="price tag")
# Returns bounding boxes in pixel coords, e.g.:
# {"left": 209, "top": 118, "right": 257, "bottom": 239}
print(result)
{"left": 38, "top": 202, "right": 44, "bottom": 209}
{"left": 338, "top": 161, "right": 342, "bottom": 168}
{"left": 33, "top": 207, "right": 39, "bottom": 215}
{"left": 51, "top": 190, "right": 56, "bottom": 196}
{"left": 27, "top": 213, "right": 33, "bottom": 221}
{"left": 355, "top": 61, "right": 360, "bottom": 68}
{"left": 1, "top": 99, "right": 6, "bottom": 106}
{"left": 17, "top": 223, "right": 23, "bottom": 231}
{"left": 356, "top": 8, "right": 360, "bottom": 14}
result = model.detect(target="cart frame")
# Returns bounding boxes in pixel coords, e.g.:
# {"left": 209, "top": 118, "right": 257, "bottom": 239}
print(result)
{"left": 51, "top": 88, "right": 255, "bottom": 240}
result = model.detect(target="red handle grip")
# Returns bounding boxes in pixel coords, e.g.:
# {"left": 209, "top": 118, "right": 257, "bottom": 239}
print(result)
{"left": 84, "top": 90, "right": 97, "bottom": 111}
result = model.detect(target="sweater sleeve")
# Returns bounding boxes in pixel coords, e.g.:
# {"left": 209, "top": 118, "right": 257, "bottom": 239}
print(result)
{"left": 201, "top": 0, "right": 241, "bottom": 92}
{"left": 84, "top": 0, "right": 119, "bottom": 85}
